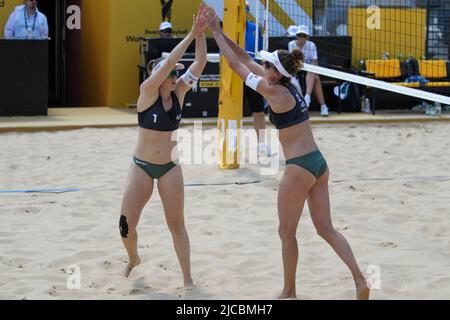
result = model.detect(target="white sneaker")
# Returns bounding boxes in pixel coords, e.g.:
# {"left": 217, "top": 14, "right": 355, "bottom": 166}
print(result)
{"left": 258, "top": 143, "right": 273, "bottom": 157}
{"left": 320, "top": 105, "right": 329, "bottom": 117}
{"left": 304, "top": 95, "right": 311, "bottom": 108}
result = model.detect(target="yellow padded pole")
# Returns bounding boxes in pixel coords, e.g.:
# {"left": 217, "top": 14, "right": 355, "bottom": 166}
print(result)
{"left": 217, "top": 0, "right": 246, "bottom": 170}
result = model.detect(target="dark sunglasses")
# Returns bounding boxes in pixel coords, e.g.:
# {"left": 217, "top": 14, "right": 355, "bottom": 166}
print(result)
{"left": 168, "top": 70, "right": 179, "bottom": 78}
{"left": 296, "top": 33, "right": 308, "bottom": 39}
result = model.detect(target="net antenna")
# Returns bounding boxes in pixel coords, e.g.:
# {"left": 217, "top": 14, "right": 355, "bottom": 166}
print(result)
{"left": 264, "top": 0, "right": 270, "bottom": 51}
{"left": 255, "top": 0, "right": 260, "bottom": 55}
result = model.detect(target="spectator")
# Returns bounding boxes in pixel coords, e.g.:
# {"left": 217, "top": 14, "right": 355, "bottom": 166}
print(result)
{"left": 4, "top": 0, "right": 48, "bottom": 40}
{"left": 288, "top": 25, "right": 329, "bottom": 117}
{"left": 286, "top": 25, "right": 298, "bottom": 37}
{"left": 286, "top": 25, "right": 303, "bottom": 95}
{"left": 159, "top": 21, "right": 174, "bottom": 39}
{"left": 244, "top": 1, "right": 272, "bottom": 156}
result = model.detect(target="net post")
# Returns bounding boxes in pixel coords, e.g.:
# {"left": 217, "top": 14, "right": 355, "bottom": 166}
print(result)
{"left": 217, "top": 0, "right": 246, "bottom": 170}
{"left": 255, "top": 0, "right": 260, "bottom": 57}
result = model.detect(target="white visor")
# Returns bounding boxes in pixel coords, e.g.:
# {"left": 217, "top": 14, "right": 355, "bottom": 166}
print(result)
{"left": 259, "top": 50, "right": 292, "bottom": 78}
{"left": 153, "top": 59, "right": 185, "bottom": 72}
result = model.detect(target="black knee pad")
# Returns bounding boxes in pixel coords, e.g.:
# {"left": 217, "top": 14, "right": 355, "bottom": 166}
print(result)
{"left": 119, "top": 215, "right": 129, "bottom": 238}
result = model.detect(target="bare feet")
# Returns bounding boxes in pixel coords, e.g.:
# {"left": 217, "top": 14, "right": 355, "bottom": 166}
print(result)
{"left": 278, "top": 289, "right": 297, "bottom": 299}
{"left": 184, "top": 278, "right": 194, "bottom": 288}
{"left": 124, "top": 258, "right": 141, "bottom": 278}
{"left": 355, "top": 275, "right": 371, "bottom": 300}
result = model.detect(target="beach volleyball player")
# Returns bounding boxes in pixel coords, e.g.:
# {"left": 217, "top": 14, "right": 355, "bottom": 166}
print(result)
{"left": 202, "top": 5, "right": 370, "bottom": 299}
{"left": 119, "top": 4, "right": 208, "bottom": 286}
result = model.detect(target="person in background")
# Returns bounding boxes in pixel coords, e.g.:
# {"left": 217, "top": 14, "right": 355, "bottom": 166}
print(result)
{"left": 286, "top": 25, "right": 303, "bottom": 95}
{"left": 159, "top": 21, "right": 174, "bottom": 39}
{"left": 4, "top": 0, "right": 48, "bottom": 40}
{"left": 244, "top": 0, "right": 272, "bottom": 156}
{"left": 286, "top": 25, "right": 298, "bottom": 38}
{"left": 288, "top": 25, "right": 329, "bottom": 117}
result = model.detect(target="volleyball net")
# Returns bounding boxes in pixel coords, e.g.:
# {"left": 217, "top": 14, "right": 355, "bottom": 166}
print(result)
{"left": 247, "top": 0, "right": 450, "bottom": 110}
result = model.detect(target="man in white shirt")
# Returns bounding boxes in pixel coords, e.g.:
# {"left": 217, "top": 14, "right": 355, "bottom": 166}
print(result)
{"left": 4, "top": 0, "right": 48, "bottom": 40}
{"left": 288, "top": 25, "right": 329, "bottom": 117}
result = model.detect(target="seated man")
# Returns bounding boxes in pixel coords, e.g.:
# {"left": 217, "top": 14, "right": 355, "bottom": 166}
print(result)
{"left": 288, "top": 25, "right": 329, "bottom": 116}
{"left": 4, "top": 0, "right": 48, "bottom": 40}
{"left": 159, "top": 21, "right": 174, "bottom": 39}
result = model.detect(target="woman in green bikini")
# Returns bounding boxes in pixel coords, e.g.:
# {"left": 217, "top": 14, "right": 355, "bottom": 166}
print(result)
{"left": 202, "top": 5, "right": 370, "bottom": 299}
{"left": 119, "top": 5, "right": 208, "bottom": 287}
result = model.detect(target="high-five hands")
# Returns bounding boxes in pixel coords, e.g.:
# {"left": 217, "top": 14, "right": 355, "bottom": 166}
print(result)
{"left": 199, "top": 3, "right": 221, "bottom": 33}
{"left": 192, "top": 2, "right": 209, "bottom": 37}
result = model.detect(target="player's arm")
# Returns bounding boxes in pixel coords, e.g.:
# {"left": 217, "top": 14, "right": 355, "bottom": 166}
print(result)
{"left": 176, "top": 32, "right": 207, "bottom": 97}
{"left": 209, "top": 18, "right": 278, "bottom": 102}
{"left": 222, "top": 31, "right": 265, "bottom": 76}
{"left": 140, "top": 32, "right": 195, "bottom": 95}
{"left": 140, "top": 4, "right": 208, "bottom": 96}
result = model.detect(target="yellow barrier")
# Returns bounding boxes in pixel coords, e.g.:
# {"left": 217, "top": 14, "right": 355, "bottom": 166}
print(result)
{"left": 348, "top": 8, "right": 426, "bottom": 68}
{"left": 365, "top": 59, "right": 402, "bottom": 78}
{"left": 419, "top": 60, "right": 448, "bottom": 79}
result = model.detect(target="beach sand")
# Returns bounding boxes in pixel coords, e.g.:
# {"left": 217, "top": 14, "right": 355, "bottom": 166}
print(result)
{"left": 1, "top": 122, "right": 450, "bottom": 300}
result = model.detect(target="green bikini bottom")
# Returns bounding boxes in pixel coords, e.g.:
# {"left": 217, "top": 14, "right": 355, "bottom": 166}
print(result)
{"left": 286, "top": 150, "right": 328, "bottom": 179}
{"left": 133, "top": 156, "right": 178, "bottom": 180}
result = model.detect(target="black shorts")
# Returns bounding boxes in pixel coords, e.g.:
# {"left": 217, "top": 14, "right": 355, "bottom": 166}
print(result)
{"left": 244, "top": 85, "right": 265, "bottom": 114}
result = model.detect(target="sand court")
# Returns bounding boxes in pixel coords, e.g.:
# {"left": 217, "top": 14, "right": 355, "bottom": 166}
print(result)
{"left": 1, "top": 123, "right": 450, "bottom": 300}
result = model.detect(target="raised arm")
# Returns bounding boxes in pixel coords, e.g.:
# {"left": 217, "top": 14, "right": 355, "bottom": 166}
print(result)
{"left": 222, "top": 31, "right": 265, "bottom": 76}
{"left": 205, "top": 8, "right": 278, "bottom": 102}
{"left": 139, "top": 31, "right": 195, "bottom": 95}
{"left": 190, "top": 33, "right": 208, "bottom": 78}
{"left": 140, "top": 6, "right": 207, "bottom": 95}
{"left": 176, "top": 31, "right": 207, "bottom": 98}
